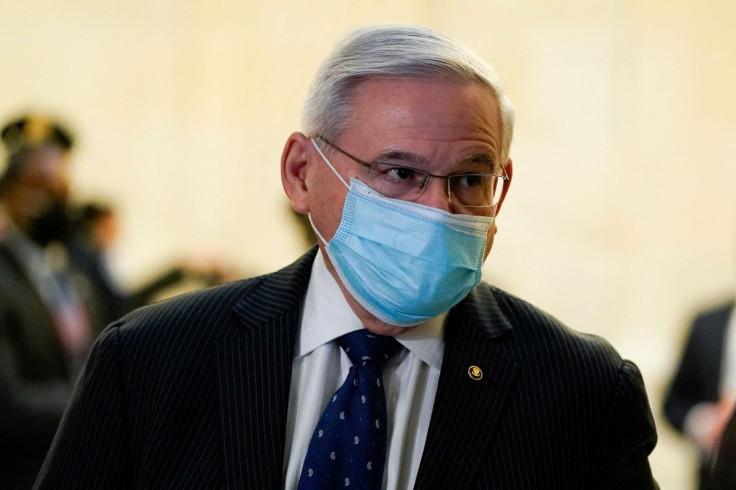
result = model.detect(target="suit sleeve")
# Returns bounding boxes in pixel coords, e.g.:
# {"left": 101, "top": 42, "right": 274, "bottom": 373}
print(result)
{"left": 596, "top": 360, "right": 659, "bottom": 490}
{"left": 34, "top": 324, "right": 133, "bottom": 489}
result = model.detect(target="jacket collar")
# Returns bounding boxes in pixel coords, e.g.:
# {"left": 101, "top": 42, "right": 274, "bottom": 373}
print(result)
{"left": 219, "top": 247, "right": 317, "bottom": 489}
{"left": 415, "top": 283, "right": 519, "bottom": 488}
{"left": 449, "top": 281, "right": 515, "bottom": 341}
{"left": 230, "top": 246, "right": 317, "bottom": 331}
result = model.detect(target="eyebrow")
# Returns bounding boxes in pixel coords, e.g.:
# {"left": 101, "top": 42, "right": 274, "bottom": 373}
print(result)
{"left": 464, "top": 154, "right": 497, "bottom": 169}
{"left": 373, "top": 150, "right": 427, "bottom": 165}
{"left": 374, "top": 150, "right": 497, "bottom": 170}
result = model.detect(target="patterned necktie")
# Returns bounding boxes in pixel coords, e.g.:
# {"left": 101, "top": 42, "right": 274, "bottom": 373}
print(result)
{"left": 298, "top": 329, "right": 403, "bottom": 490}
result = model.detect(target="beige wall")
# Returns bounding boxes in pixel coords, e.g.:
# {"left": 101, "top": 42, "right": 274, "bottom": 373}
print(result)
{"left": 2, "top": 1, "right": 735, "bottom": 487}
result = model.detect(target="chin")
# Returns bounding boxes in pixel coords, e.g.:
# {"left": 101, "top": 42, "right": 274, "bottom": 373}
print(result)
{"left": 363, "top": 322, "right": 417, "bottom": 337}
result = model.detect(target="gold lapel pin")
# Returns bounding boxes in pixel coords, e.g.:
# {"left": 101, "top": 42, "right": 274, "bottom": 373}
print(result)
{"left": 468, "top": 365, "right": 483, "bottom": 381}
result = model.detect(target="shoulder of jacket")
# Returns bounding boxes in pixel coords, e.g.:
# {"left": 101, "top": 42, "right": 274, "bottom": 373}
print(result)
{"left": 486, "top": 283, "right": 623, "bottom": 367}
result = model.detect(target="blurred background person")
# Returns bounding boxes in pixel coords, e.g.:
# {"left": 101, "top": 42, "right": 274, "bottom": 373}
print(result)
{"left": 664, "top": 299, "right": 736, "bottom": 489}
{"left": 67, "top": 200, "right": 233, "bottom": 326}
{"left": 0, "top": 113, "right": 237, "bottom": 489}
{"left": 0, "top": 114, "right": 99, "bottom": 489}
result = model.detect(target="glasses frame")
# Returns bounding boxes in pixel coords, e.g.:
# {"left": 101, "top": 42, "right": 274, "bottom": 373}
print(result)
{"left": 315, "top": 136, "right": 509, "bottom": 209}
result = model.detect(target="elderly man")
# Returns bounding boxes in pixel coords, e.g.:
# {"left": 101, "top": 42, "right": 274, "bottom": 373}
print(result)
{"left": 36, "top": 25, "right": 658, "bottom": 489}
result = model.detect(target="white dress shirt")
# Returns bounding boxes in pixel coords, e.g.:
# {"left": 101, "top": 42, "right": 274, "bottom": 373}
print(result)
{"left": 282, "top": 251, "right": 445, "bottom": 490}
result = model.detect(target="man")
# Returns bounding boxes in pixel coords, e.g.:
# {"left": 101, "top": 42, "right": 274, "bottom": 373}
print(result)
{"left": 36, "top": 25, "right": 658, "bottom": 489}
{"left": 0, "top": 115, "right": 98, "bottom": 489}
{"left": 664, "top": 300, "right": 736, "bottom": 488}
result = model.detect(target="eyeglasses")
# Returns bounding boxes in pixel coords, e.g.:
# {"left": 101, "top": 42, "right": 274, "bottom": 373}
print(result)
{"left": 315, "top": 136, "right": 508, "bottom": 209}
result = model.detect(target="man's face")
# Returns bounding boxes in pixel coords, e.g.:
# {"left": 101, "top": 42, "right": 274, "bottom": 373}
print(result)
{"left": 2, "top": 146, "right": 71, "bottom": 233}
{"left": 306, "top": 77, "right": 510, "bottom": 260}
{"left": 283, "top": 76, "right": 511, "bottom": 334}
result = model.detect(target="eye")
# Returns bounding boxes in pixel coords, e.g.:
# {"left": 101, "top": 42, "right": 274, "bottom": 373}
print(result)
{"left": 368, "top": 162, "right": 428, "bottom": 192}
{"left": 384, "top": 165, "right": 420, "bottom": 181}
{"left": 455, "top": 174, "right": 485, "bottom": 187}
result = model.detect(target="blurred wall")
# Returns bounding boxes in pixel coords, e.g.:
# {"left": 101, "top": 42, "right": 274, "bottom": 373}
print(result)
{"left": 2, "top": 1, "right": 735, "bottom": 488}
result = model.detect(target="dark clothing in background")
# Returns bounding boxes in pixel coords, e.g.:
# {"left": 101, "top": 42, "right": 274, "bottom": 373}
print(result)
{"left": 0, "top": 241, "right": 98, "bottom": 489}
{"left": 663, "top": 301, "right": 735, "bottom": 488}
{"left": 0, "top": 228, "right": 202, "bottom": 489}
{"left": 67, "top": 237, "right": 187, "bottom": 326}
{"left": 664, "top": 303, "right": 734, "bottom": 431}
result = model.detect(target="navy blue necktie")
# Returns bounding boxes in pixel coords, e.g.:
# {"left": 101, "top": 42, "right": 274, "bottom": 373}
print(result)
{"left": 298, "top": 329, "right": 402, "bottom": 490}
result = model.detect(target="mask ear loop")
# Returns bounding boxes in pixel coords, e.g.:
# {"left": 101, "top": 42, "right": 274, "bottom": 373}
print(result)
{"left": 307, "top": 212, "right": 328, "bottom": 246}
{"left": 307, "top": 139, "right": 351, "bottom": 246}
{"left": 311, "top": 138, "right": 350, "bottom": 189}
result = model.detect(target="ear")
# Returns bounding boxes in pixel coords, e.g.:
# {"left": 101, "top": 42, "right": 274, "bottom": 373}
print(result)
{"left": 493, "top": 158, "right": 513, "bottom": 216}
{"left": 281, "top": 132, "right": 313, "bottom": 214}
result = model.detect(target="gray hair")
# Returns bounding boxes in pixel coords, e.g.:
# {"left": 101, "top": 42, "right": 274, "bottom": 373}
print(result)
{"left": 301, "top": 25, "right": 516, "bottom": 164}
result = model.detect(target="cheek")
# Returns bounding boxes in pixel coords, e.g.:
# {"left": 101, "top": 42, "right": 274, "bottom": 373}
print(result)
{"left": 482, "top": 222, "right": 497, "bottom": 260}
{"left": 307, "top": 180, "right": 348, "bottom": 242}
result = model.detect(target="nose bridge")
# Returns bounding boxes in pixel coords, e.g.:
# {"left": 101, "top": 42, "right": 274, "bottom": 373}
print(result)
{"left": 418, "top": 174, "right": 452, "bottom": 211}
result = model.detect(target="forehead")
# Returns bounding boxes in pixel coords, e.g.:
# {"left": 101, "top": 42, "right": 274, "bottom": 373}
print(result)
{"left": 341, "top": 77, "right": 502, "bottom": 165}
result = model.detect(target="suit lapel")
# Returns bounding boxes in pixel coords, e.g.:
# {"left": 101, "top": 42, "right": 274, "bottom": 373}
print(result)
{"left": 415, "top": 285, "right": 519, "bottom": 489}
{"left": 217, "top": 249, "right": 316, "bottom": 489}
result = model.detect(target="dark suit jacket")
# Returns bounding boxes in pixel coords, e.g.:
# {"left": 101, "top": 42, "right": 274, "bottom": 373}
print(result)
{"left": 663, "top": 302, "right": 734, "bottom": 433}
{"left": 0, "top": 243, "right": 70, "bottom": 384}
{"left": 36, "top": 248, "right": 658, "bottom": 489}
{"left": 0, "top": 243, "right": 76, "bottom": 489}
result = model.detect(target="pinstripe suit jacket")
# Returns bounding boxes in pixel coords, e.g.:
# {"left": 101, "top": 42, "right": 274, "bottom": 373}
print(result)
{"left": 35, "top": 248, "right": 658, "bottom": 489}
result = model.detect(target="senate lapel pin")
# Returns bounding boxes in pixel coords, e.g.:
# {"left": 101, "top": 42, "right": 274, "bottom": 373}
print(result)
{"left": 468, "top": 365, "right": 483, "bottom": 381}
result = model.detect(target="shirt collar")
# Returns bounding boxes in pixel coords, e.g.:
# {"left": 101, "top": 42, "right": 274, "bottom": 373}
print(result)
{"left": 297, "top": 250, "right": 445, "bottom": 370}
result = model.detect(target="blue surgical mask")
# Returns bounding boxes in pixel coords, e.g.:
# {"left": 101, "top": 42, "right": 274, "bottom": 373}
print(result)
{"left": 309, "top": 139, "right": 494, "bottom": 327}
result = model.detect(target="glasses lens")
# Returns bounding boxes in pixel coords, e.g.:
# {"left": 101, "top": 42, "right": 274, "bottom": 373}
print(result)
{"left": 449, "top": 174, "right": 505, "bottom": 207}
{"left": 365, "top": 162, "right": 429, "bottom": 199}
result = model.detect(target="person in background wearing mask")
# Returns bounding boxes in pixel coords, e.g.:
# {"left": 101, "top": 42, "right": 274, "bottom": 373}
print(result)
{"left": 36, "top": 25, "right": 658, "bottom": 489}
{"left": 0, "top": 115, "right": 99, "bottom": 489}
